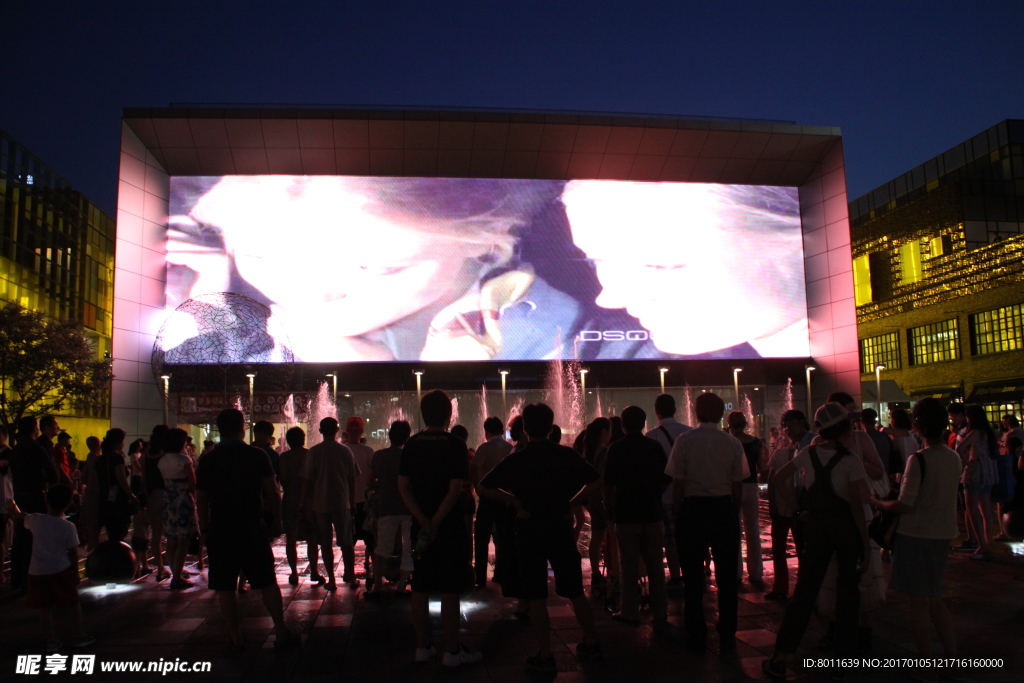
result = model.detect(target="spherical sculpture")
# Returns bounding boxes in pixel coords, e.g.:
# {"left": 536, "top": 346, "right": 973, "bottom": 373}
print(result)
{"left": 85, "top": 540, "right": 138, "bottom": 585}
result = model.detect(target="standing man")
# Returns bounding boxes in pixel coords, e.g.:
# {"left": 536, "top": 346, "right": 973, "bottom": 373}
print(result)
{"left": 479, "top": 403, "right": 603, "bottom": 673}
{"left": 646, "top": 393, "right": 692, "bottom": 585}
{"left": 861, "top": 408, "right": 895, "bottom": 485}
{"left": 666, "top": 392, "right": 747, "bottom": 651}
{"left": 301, "top": 417, "right": 359, "bottom": 590}
{"left": 252, "top": 421, "right": 280, "bottom": 479}
{"left": 195, "top": 408, "right": 295, "bottom": 650}
{"left": 9, "top": 417, "right": 59, "bottom": 591}
{"left": 765, "top": 409, "right": 813, "bottom": 600}
{"left": 346, "top": 417, "right": 376, "bottom": 579}
{"left": 472, "top": 416, "right": 513, "bottom": 588}
{"left": 605, "top": 405, "right": 670, "bottom": 625}
{"left": 399, "top": 389, "right": 481, "bottom": 668}
{"left": 367, "top": 421, "right": 413, "bottom": 595}
{"left": 38, "top": 416, "right": 69, "bottom": 486}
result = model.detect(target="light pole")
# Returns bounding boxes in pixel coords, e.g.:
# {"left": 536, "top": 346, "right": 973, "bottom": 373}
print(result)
{"left": 732, "top": 367, "right": 742, "bottom": 411}
{"left": 246, "top": 372, "right": 256, "bottom": 441}
{"left": 659, "top": 367, "right": 668, "bottom": 395}
{"left": 414, "top": 371, "right": 423, "bottom": 430}
{"left": 160, "top": 374, "right": 171, "bottom": 425}
{"left": 580, "top": 368, "right": 589, "bottom": 422}
{"left": 875, "top": 364, "right": 886, "bottom": 423}
{"left": 805, "top": 365, "right": 816, "bottom": 417}
{"left": 499, "top": 370, "right": 509, "bottom": 419}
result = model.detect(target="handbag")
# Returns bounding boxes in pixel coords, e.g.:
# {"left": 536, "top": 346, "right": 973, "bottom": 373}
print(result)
{"left": 869, "top": 450, "right": 926, "bottom": 550}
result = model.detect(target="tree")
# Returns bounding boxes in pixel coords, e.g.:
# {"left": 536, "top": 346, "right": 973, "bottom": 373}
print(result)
{"left": 0, "top": 303, "right": 114, "bottom": 427}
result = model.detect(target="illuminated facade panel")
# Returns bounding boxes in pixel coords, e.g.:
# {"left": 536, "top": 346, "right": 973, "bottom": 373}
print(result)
{"left": 909, "top": 319, "right": 959, "bottom": 366}
{"left": 860, "top": 332, "right": 900, "bottom": 374}
{"left": 970, "top": 304, "right": 1024, "bottom": 356}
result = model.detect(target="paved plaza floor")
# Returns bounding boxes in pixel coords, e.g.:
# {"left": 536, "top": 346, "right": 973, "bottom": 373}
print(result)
{"left": 1, "top": 521, "right": 1022, "bottom": 682}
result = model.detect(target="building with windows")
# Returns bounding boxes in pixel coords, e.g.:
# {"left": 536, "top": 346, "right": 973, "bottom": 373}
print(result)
{"left": 0, "top": 129, "right": 115, "bottom": 447}
{"left": 851, "top": 119, "right": 1024, "bottom": 422}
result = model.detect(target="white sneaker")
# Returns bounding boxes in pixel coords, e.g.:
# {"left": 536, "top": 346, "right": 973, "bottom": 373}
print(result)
{"left": 414, "top": 645, "right": 436, "bottom": 663}
{"left": 442, "top": 647, "right": 483, "bottom": 667}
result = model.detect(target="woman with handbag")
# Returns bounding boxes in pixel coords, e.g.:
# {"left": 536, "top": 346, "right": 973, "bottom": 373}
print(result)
{"left": 871, "top": 398, "right": 962, "bottom": 682}
{"left": 956, "top": 405, "right": 999, "bottom": 560}
{"left": 97, "top": 429, "right": 136, "bottom": 544}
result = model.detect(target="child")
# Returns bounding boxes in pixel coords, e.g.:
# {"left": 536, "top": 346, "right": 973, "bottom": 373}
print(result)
{"left": 9, "top": 483, "right": 95, "bottom": 653}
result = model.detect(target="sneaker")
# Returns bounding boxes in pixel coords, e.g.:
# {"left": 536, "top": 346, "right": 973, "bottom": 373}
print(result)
{"left": 442, "top": 647, "right": 483, "bottom": 667}
{"left": 575, "top": 640, "right": 603, "bottom": 660}
{"left": 525, "top": 654, "right": 557, "bottom": 672}
{"left": 414, "top": 645, "right": 436, "bottom": 663}
{"left": 69, "top": 635, "right": 96, "bottom": 648}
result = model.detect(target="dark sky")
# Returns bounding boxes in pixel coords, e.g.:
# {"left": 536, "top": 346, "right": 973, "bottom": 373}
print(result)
{"left": 3, "top": 1, "right": 1022, "bottom": 216}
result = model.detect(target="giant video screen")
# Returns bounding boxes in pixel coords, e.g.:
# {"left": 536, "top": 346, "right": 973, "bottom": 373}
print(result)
{"left": 161, "top": 176, "right": 810, "bottom": 363}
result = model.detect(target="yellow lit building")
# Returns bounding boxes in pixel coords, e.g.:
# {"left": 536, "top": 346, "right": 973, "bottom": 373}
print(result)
{"left": 0, "top": 129, "right": 114, "bottom": 453}
{"left": 851, "top": 119, "right": 1024, "bottom": 423}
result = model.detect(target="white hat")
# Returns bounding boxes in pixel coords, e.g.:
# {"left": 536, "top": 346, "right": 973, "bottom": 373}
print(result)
{"left": 814, "top": 402, "right": 849, "bottom": 431}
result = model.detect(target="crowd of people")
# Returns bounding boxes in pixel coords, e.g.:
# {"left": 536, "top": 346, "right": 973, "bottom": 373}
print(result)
{"left": 0, "top": 390, "right": 1021, "bottom": 679}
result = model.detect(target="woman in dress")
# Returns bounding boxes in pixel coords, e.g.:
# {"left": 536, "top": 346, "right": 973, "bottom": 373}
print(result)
{"left": 143, "top": 426, "right": 170, "bottom": 581}
{"left": 583, "top": 418, "right": 616, "bottom": 596}
{"left": 157, "top": 428, "right": 198, "bottom": 589}
{"left": 956, "top": 405, "right": 999, "bottom": 560}
{"left": 97, "top": 429, "right": 136, "bottom": 544}
{"left": 77, "top": 436, "right": 103, "bottom": 550}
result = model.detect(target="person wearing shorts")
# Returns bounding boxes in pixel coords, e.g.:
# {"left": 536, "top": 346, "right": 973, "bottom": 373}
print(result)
{"left": 398, "top": 390, "right": 481, "bottom": 668}
{"left": 11, "top": 484, "right": 94, "bottom": 652}
{"left": 479, "top": 402, "right": 603, "bottom": 673}
{"left": 196, "top": 409, "right": 295, "bottom": 651}
{"left": 368, "top": 420, "right": 414, "bottom": 594}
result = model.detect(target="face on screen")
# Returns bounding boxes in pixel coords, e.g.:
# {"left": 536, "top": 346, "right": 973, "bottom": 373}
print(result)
{"left": 188, "top": 177, "right": 490, "bottom": 336}
{"left": 563, "top": 181, "right": 807, "bottom": 355}
{"left": 164, "top": 175, "right": 809, "bottom": 362}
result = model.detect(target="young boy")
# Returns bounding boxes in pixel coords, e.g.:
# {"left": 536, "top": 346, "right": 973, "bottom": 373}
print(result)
{"left": 9, "top": 483, "right": 95, "bottom": 653}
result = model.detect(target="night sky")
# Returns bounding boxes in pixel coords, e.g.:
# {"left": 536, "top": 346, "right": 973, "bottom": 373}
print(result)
{"left": 3, "top": 1, "right": 1022, "bottom": 216}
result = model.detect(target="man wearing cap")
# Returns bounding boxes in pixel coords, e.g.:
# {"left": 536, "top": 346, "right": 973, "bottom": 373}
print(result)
{"left": 762, "top": 402, "right": 872, "bottom": 679}
{"left": 665, "top": 392, "right": 748, "bottom": 651}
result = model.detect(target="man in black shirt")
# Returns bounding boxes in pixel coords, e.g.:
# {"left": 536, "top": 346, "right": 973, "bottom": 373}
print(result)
{"left": 398, "top": 390, "right": 481, "bottom": 668}
{"left": 604, "top": 405, "right": 670, "bottom": 625}
{"left": 252, "top": 420, "right": 280, "bottom": 479}
{"left": 196, "top": 409, "right": 294, "bottom": 650}
{"left": 8, "top": 416, "right": 59, "bottom": 590}
{"left": 479, "top": 402, "right": 603, "bottom": 673}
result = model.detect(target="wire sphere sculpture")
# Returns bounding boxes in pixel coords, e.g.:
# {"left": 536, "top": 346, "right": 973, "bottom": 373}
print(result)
{"left": 153, "top": 292, "right": 294, "bottom": 368}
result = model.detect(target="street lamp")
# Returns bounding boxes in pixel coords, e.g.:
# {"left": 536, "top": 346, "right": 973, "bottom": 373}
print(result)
{"left": 160, "top": 374, "right": 171, "bottom": 425}
{"left": 499, "top": 370, "right": 509, "bottom": 418}
{"left": 805, "top": 365, "right": 816, "bottom": 417}
{"left": 246, "top": 372, "right": 256, "bottom": 441}
{"left": 414, "top": 371, "right": 424, "bottom": 429}
{"left": 580, "top": 368, "right": 589, "bottom": 421}
{"left": 659, "top": 367, "right": 668, "bottom": 395}
{"left": 732, "top": 367, "right": 742, "bottom": 410}
{"left": 875, "top": 364, "right": 886, "bottom": 423}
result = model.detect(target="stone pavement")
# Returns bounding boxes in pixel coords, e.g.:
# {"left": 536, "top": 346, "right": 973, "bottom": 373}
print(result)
{"left": 1, "top": 528, "right": 1022, "bottom": 682}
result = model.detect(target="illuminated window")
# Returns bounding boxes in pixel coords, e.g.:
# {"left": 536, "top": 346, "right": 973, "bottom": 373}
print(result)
{"left": 860, "top": 333, "right": 900, "bottom": 374}
{"left": 909, "top": 319, "right": 960, "bottom": 366}
{"left": 971, "top": 304, "right": 1024, "bottom": 356}
{"left": 928, "top": 235, "right": 950, "bottom": 258}
{"left": 899, "top": 242, "right": 922, "bottom": 284}
{"left": 853, "top": 255, "right": 872, "bottom": 305}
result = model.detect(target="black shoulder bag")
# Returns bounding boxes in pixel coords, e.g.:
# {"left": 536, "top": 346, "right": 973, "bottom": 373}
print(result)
{"left": 868, "top": 450, "right": 926, "bottom": 550}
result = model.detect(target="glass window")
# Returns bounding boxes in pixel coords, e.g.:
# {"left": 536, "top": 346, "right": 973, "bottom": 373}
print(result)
{"left": 899, "top": 242, "right": 922, "bottom": 284}
{"left": 971, "top": 304, "right": 1024, "bottom": 356}
{"left": 909, "top": 319, "right": 960, "bottom": 365}
{"left": 860, "top": 332, "right": 900, "bottom": 374}
{"left": 853, "top": 254, "right": 872, "bottom": 305}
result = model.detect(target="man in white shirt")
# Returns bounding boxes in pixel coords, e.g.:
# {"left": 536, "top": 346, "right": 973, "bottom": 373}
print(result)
{"left": 645, "top": 394, "right": 692, "bottom": 585}
{"left": 665, "top": 392, "right": 747, "bottom": 651}
{"left": 346, "top": 417, "right": 377, "bottom": 579}
{"left": 472, "top": 417, "right": 513, "bottom": 587}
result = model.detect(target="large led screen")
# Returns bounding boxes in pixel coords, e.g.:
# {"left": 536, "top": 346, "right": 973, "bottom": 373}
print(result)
{"left": 161, "top": 176, "right": 810, "bottom": 363}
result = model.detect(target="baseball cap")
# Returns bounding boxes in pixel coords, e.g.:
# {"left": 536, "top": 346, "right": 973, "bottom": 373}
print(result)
{"left": 814, "top": 402, "right": 849, "bottom": 431}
